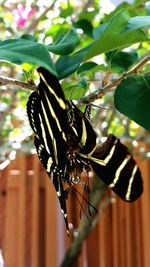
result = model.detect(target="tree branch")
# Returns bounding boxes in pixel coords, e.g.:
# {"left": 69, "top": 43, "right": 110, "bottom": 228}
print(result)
{"left": 60, "top": 176, "right": 107, "bottom": 267}
{"left": 0, "top": 52, "right": 150, "bottom": 95}
{"left": 0, "top": 75, "right": 37, "bottom": 91}
{"left": 78, "top": 52, "right": 150, "bottom": 105}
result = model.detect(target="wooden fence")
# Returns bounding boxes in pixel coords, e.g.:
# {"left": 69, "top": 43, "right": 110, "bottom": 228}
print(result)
{"left": 0, "top": 154, "right": 149, "bottom": 267}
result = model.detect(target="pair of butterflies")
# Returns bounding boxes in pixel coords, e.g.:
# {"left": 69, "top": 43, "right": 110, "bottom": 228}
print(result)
{"left": 27, "top": 67, "right": 143, "bottom": 234}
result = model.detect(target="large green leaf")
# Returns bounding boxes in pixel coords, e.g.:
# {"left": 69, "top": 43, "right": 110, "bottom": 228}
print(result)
{"left": 56, "top": 11, "right": 150, "bottom": 78}
{"left": 114, "top": 74, "right": 150, "bottom": 131}
{"left": 47, "top": 28, "right": 80, "bottom": 55}
{"left": 55, "top": 45, "right": 92, "bottom": 79}
{"left": 84, "top": 10, "right": 149, "bottom": 60}
{"left": 0, "top": 39, "right": 56, "bottom": 76}
{"left": 125, "top": 16, "right": 150, "bottom": 32}
{"left": 106, "top": 50, "right": 138, "bottom": 71}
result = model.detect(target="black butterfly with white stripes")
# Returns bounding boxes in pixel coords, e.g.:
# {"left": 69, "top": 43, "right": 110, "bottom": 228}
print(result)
{"left": 27, "top": 67, "right": 143, "bottom": 234}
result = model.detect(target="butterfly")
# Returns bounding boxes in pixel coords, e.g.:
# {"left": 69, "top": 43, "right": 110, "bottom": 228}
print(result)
{"left": 27, "top": 67, "right": 143, "bottom": 234}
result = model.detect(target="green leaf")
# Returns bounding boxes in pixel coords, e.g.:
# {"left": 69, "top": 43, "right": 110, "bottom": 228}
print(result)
{"left": 45, "top": 23, "right": 70, "bottom": 40}
{"left": 56, "top": 52, "right": 83, "bottom": 79}
{"left": 103, "top": 2, "right": 145, "bottom": 21}
{"left": 77, "top": 62, "right": 98, "bottom": 74}
{"left": 84, "top": 10, "right": 149, "bottom": 60}
{"left": 60, "top": 6, "right": 74, "bottom": 18}
{"left": 0, "top": 39, "right": 57, "bottom": 76}
{"left": 74, "top": 19, "right": 93, "bottom": 36}
{"left": 114, "top": 74, "right": 150, "bottom": 131}
{"left": 55, "top": 45, "right": 92, "bottom": 79}
{"left": 48, "top": 28, "right": 80, "bottom": 55}
{"left": 20, "top": 34, "right": 37, "bottom": 42}
{"left": 92, "top": 23, "right": 107, "bottom": 39}
{"left": 106, "top": 50, "right": 138, "bottom": 71}
{"left": 124, "top": 16, "right": 150, "bottom": 32}
{"left": 62, "top": 78, "right": 88, "bottom": 100}
{"left": 77, "top": 77, "right": 88, "bottom": 89}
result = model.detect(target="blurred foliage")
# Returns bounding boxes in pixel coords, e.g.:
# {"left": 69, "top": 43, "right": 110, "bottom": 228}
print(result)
{"left": 0, "top": 0, "right": 150, "bottom": 165}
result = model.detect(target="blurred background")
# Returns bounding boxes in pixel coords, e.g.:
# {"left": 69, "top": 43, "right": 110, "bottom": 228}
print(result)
{"left": 0, "top": 0, "right": 150, "bottom": 266}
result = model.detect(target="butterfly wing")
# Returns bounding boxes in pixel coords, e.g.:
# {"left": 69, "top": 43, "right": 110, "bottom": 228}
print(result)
{"left": 37, "top": 67, "right": 68, "bottom": 170}
{"left": 66, "top": 100, "right": 97, "bottom": 155}
{"left": 34, "top": 136, "right": 69, "bottom": 233}
{"left": 89, "top": 134, "right": 143, "bottom": 202}
{"left": 27, "top": 67, "right": 70, "bottom": 232}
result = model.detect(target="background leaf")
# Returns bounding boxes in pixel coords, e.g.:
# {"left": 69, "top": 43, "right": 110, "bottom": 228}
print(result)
{"left": 62, "top": 78, "right": 88, "bottom": 100}
{"left": 74, "top": 19, "right": 93, "bottom": 36}
{"left": 55, "top": 45, "right": 92, "bottom": 79}
{"left": 84, "top": 10, "right": 149, "bottom": 60}
{"left": 125, "top": 16, "right": 150, "bottom": 32}
{"left": 0, "top": 39, "right": 56, "bottom": 76}
{"left": 106, "top": 50, "right": 138, "bottom": 71}
{"left": 114, "top": 74, "right": 150, "bottom": 131}
{"left": 47, "top": 28, "right": 80, "bottom": 55}
{"left": 77, "top": 62, "right": 98, "bottom": 74}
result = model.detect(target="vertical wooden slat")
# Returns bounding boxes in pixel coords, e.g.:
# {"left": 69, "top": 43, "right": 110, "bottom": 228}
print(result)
{"left": 99, "top": 210, "right": 107, "bottom": 267}
{"left": 125, "top": 202, "right": 132, "bottom": 267}
{"left": 134, "top": 200, "right": 143, "bottom": 267}
{"left": 140, "top": 159, "right": 150, "bottom": 267}
{"left": 66, "top": 184, "right": 85, "bottom": 267}
{"left": 112, "top": 199, "right": 119, "bottom": 267}
{"left": 86, "top": 224, "right": 100, "bottom": 267}
{"left": 31, "top": 155, "right": 40, "bottom": 267}
{"left": 45, "top": 175, "right": 57, "bottom": 267}
{"left": 4, "top": 185, "right": 18, "bottom": 267}
{"left": 119, "top": 200, "right": 126, "bottom": 267}
{"left": 0, "top": 167, "right": 7, "bottom": 250}
{"left": 18, "top": 155, "right": 26, "bottom": 267}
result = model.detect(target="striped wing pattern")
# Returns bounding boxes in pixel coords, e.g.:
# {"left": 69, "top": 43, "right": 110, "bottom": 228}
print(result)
{"left": 27, "top": 67, "right": 143, "bottom": 233}
{"left": 27, "top": 68, "right": 70, "bottom": 232}
{"left": 89, "top": 135, "right": 143, "bottom": 202}
{"left": 66, "top": 100, "right": 96, "bottom": 154}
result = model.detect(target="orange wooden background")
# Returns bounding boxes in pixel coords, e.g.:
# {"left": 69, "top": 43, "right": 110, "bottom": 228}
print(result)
{"left": 0, "top": 154, "right": 149, "bottom": 267}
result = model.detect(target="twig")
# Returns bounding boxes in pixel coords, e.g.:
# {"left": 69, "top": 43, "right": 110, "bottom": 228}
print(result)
{"left": 78, "top": 52, "right": 150, "bottom": 105}
{"left": 60, "top": 176, "right": 107, "bottom": 267}
{"left": 0, "top": 75, "right": 37, "bottom": 91}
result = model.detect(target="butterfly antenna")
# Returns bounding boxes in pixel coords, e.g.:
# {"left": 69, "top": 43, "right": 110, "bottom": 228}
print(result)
{"left": 80, "top": 174, "right": 90, "bottom": 218}
{"left": 73, "top": 187, "right": 98, "bottom": 214}
{"left": 71, "top": 189, "right": 92, "bottom": 226}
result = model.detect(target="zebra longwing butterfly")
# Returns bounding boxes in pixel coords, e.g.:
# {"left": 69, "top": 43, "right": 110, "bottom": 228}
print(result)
{"left": 27, "top": 67, "right": 143, "bottom": 234}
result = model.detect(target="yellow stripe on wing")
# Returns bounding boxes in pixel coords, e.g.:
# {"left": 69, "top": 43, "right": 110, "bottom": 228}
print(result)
{"left": 109, "top": 155, "right": 131, "bottom": 188}
{"left": 40, "top": 73, "right": 66, "bottom": 110}
{"left": 44, "top": 91, "right": 67, "bottom": 142}
{"left": 40, "top": 101, "right": 58, "bottom": 164}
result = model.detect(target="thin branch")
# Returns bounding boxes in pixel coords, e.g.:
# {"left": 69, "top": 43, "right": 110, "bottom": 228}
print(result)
{"left": 60, "top": 176, "right": 107, "bottom": 267}
{"left": 78, "top": 52, "right": 150, "bottom": 105}
{"left": 0, "top": 52, "right": 150, "bottom": 95}
{"left": 0, "top": 75, "right": 37, "bottom": 91}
